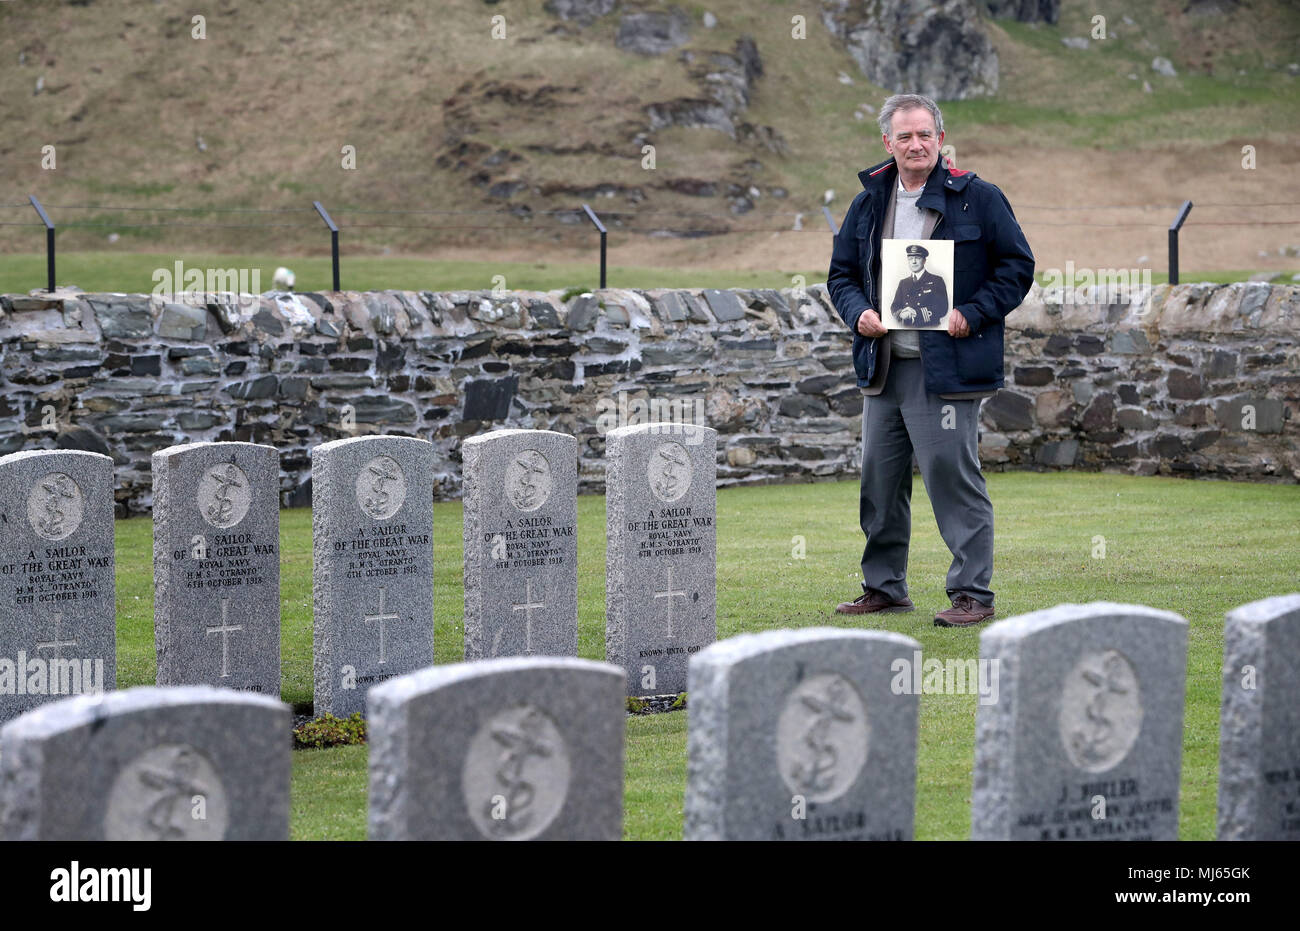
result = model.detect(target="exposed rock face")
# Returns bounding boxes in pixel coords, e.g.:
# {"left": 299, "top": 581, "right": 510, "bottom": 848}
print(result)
{"left": 643, "top": 36, "right": 784, "bottom": 151}
{"left": 821, "top": 0, "right": 998, "bottom": 100}
{"left": 0, "top": 282, "right": 1295, "bottom": 516}
{"left": 985, "top": 0, "right": 1059, "bottom": 24}
{"left": 616, "top": 9, "right": 691, "bottom": 55}
{"left": 439, "top": 32, "right": 782, "bottom": 218}
{"left": 646, "top": 98, "right": 736, "bottom": 137}
{"left": 544, "top": 0, "right": 619, "bottom": 25}
{"left": 697, "top": 36, "right": 763, "bottom": 113}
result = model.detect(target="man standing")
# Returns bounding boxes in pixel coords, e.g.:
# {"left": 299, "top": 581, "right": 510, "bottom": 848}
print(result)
{"left": 826, "top": 93, "right": 1034, "bottom": 627}
{"left": 891, "top": 244, "right": 949, "bottom": 327}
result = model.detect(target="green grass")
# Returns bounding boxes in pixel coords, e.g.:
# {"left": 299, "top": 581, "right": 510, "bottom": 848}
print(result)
{"left": 106, "top": 472, "right": 1300, "bottom": 840}
{"left": 0, "top": 252, "right": 829, "bottom": 296}
{"left": 3, "top": 251, "right": 1284, "bottom": 296}
{"left": 1035, "top": 269, "right": 1300, "bottom": 287}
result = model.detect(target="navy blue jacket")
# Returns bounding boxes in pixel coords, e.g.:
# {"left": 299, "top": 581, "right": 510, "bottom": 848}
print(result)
{"left": 826, "top": 157, "right": 1035, "bottom": 395}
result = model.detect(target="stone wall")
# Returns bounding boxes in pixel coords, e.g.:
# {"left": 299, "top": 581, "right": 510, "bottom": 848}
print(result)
{"left": 1, "top": 282, "right": 1295, "bottom": 516}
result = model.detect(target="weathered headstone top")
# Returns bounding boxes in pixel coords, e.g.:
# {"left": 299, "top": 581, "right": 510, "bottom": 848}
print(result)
{"left": 0, "top": 450, "right": 116, "bottom": 723}
{"left": 1218, "top": 592, "right": 1300, "bottom": 840}
{"left": 368, "top": 657, "right": 624, "bottom": 840}
{"left": 972, "top": 602, "right": 1188, "bottom": 841}
{"left": 0, "top": 685, "right": 291, "bottom": 840}
{"left": 152, "top": 442, "right": 280, "bottom": 695}
{"left": 462, "top": 429, "right": 578, "bottom": 660}
{"left": 606, "top": 422, "right": 717, "bottom": 695}
{"left": 313, "top": 435, "right": 434, "bottom": 717}
{"left": 685, "top": 627, "right": 921, "bottom": 841}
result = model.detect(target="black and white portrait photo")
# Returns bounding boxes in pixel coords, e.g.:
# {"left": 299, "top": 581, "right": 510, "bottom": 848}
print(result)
{"left": 881, "top": 239, "right": 954, "bottom": 330}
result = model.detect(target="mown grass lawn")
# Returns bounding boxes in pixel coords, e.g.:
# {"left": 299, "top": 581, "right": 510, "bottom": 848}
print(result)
{"left": 108, "top": 472, "right": 1300, "bottom": 840}
{"left": 0, "top": 251, "right": 1285, "bottom": 298}
{"left": 0, "top": 252, "right": 830, "bottom": 297}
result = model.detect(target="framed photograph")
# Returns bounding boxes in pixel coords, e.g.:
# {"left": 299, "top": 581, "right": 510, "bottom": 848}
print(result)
{"left": 881, "top": 238, "right": 954, "bottom": 330}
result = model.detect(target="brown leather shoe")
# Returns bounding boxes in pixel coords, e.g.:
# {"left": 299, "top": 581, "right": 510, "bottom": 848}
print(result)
{"left": 835, "top": 589, "right": 915, "bottom": 615}
{"left": 934, "top": 594, "right": 995, "bottom": 628}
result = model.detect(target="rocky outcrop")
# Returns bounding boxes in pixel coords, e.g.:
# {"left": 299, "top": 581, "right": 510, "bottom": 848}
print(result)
{"left": 1, "top": 282, "right": 1295, "bottom": 515}
{"left": 821, "top": 0, "right": 998, "bottom": 100}
{"left": 616, "top": 8, "right": 691, "bottom": 55}
{"left": 643, "top": 36, "right": 785, "bottom": 153}
{"left": 544, "top": 0, "right": 619, "bottom": 26}
{"left": 438, "top": 31, "right": 784, "bottom": 220}
{"left": 985, "top": 0, "right": 1059, "bottom": 24}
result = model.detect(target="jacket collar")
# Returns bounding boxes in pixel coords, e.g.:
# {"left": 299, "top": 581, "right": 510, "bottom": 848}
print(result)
{"left": 857, "top": 157, "right": 974, "bottom": 211}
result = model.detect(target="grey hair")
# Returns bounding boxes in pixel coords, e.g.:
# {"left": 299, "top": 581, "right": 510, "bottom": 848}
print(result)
{"left": 877, "top": 94, "right": 944, "bottom": 139}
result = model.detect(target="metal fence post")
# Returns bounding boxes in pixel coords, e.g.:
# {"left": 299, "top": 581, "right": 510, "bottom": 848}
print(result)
{"left": 581, "top": 203, "right": 607, "bottom": 289}
{"left": 1168, "top": 200, "right": 1193, "bottom": 286}
{"left": 313, "top": 200, "right": 340, "bottom": 290}
{"left": 29, "top": 195, "right": 55, "bottom": 292}
{"left": 822, "top": 206, "right": 839, "bottom": 235}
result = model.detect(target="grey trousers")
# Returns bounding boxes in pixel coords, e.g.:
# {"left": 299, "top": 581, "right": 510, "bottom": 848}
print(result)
{"left": 858, "top": 358, "right": 994, "bottom": 606}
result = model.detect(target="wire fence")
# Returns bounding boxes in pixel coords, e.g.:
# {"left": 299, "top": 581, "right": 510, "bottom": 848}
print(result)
{"left": 2, "top": 195, "right": 1297, "bottom": 292}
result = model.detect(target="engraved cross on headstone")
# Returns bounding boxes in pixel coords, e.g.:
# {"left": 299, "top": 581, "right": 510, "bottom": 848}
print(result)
{"left": 205, "top": 597, "right": 243, "bottom": 678}
{"left": 365, "top": 585, "right": 400, "bottom": 665}
{"left": 511, "top": 579, "right": 545, "bottom": 654}
{"left": 653, "top": 566, "right": 688, "bottom": 639}
{"left": 34, "top": 611, "right": 78, "bottom": 659}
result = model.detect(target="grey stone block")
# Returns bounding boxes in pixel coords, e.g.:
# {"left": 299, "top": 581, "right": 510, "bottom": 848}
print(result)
{"left": 1216, "top": 396, "right": 1284, "bottom": 434}
{"left": 984, "top": 390, "right": 1034, "bottom": 432}
{"left": 1109, "top": 330, "right": 1151, "bottom": 355}
{"left": 702, "top": 289, "right": 746, "bottom": 322}
{"left": 1037, "top": 439, "right": 1079, "bottom": 466}
{"left": 565, "top": 295, "right": 600, "bottom": 331}
{"left": 90, "top": 298, "right": 152, "bottom": 339}
{"left": 157, "top": 302, "right": 208, "bottom": 341}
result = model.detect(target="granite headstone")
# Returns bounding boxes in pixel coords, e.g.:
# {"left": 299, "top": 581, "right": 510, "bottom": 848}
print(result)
{"left": 684, "top": 628, "right": 921, "bottom": 841}
{"left": 1218, "top": 592, "right": 1300, "bottom": 840}
{"left": 972, "top": 602, "right": 1188, "bottom": 841}
{"left": 0, "top": 685, "right": 290, "bottom": 840}
{"left": 462, "top": 429, "right": 578, "bottom": 660}
{"left": 153, "top": 442, "right": 281, "bottom": 696}
{"left": 368, "top": 657, "right": 624, "bottom": 840}
{"left": 606, "top": 422, "right": 717, "bottom": 695}
{"left": 312, "top": 435, "right": 434, "bottom": 717}
{"left": 0, "top": 450, "right": 117, "bottom": 723}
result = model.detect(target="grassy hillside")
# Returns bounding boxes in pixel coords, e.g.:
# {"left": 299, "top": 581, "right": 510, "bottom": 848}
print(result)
{"left": 1, "top": 0, "right": 1297, "bottom": 277}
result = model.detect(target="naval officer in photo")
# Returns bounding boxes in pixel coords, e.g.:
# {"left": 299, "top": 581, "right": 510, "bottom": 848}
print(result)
{"left": 890, "top": 244, "right": 949, "bottom": 327}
